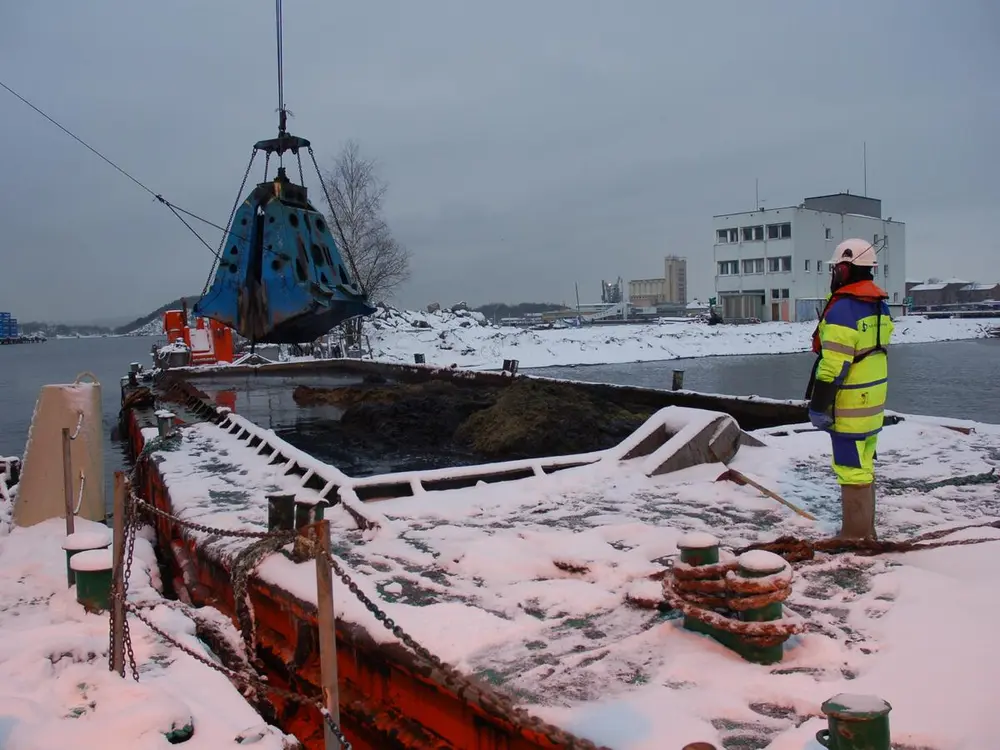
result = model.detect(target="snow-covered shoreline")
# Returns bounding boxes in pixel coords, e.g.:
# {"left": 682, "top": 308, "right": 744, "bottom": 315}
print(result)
{"left": 367, "top": 308, "right": 993, "bottom": 370}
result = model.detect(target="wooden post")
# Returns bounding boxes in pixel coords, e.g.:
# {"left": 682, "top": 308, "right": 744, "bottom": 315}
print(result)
{"left": 111, "top": 472, "right": 127, "bottom": 676}
{"left": 62, "top": 427, "right": 75, "bottom": 535}
{"left": 313, "top": 520, "right": 341, "bottom": 749}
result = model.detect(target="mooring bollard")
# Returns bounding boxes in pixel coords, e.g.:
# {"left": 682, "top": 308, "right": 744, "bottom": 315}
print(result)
{"left": 816, "top": 694, "right": 892, "bottom": 749}
{"left": 731, "top": 550, "right": 789, "bottom": 665}
{"left": 413, "top": 353, "right": 425, "bottom": 364}
{"left": 665, "top": 534, "right": 801, "bottom": 664}
{"left": 70, "top": 548, "right": 114, "bottom": 613}
{"left": 62, "top": 527, "right": 112, "bottom": 587}
{"left": 672, "top": 369, "right": 685, "bottom": 391}
{"left": 675, "top": 532, "right": 722, "bottom": 637}
{"left": 155, "top": 410, "right": 176, "bottom": 439}
{"left": 267, "top": 492, "right": 297, "bottom": 533}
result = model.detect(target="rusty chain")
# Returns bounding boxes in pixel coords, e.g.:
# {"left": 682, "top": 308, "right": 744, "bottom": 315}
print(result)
{"left": 661, "top": 560, "right": 804, "bottom": 648}
{"left": 320, "top": 548, "right": 609, "bottom": 750}
{"left": 118, "top": 596, "right": 352, "bottom": 749}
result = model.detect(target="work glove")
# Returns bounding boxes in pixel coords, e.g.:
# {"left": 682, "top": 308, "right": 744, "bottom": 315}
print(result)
{"left": 807, "top": 378, "right": 837, "bottom": 431}
{"left": 808, "top": 409, "right": 833, "bottom": 431}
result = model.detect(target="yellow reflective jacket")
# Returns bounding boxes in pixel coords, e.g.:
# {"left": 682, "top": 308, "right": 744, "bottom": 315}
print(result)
{"left": 812, "top": 280, "right": 894, "bottom": 438}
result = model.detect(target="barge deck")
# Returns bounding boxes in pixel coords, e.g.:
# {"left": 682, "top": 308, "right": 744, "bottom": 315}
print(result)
{"left": 121, "top": 363, "right": 1000, "bottom": 749}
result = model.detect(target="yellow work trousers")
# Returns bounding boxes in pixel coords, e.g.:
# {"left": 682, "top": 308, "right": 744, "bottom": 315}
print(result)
{"left": 830, "top": 434, "right": 879, "bottom": 486}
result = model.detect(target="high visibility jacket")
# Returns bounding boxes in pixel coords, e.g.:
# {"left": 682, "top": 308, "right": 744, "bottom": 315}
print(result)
{"left": 811, "top": 280, "right": 894, "bottom": 438}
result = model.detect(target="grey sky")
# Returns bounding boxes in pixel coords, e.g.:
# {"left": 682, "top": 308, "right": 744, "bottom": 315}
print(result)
{"left": 1, "top": 1, "right": 997, "bottom": 323}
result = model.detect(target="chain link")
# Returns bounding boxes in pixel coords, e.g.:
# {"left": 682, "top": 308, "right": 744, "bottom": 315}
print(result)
{"left": 129, "top": 492, "right": 294, "bottom": 541}
{"left": 119, "top": 596, "right": 352, "bottom": 749}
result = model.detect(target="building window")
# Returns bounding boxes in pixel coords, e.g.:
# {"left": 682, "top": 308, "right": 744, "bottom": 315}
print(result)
{"left": 717, "top": 260, "right": 739, "bottom": 275}
{"left": 716, "top": 228, "right": 739, "bottom": 244}
{"left": 767, "top": 256, "right": 792, "bottom": 273}
{"left": 742, "top": 259, "right": 756, "bottom": 275}
{"left": 873, "top": 266, "right": 879, "bottom": 277}
{"left": 804, "top": 259, "right": 811, "bottom": 272}
{"left": 884, "top": 264, "right": 889, "bottom": 277}
{"left": 741, "top": 258, "right": 764, "bottom": 274}
{"left": 766, "top": 223, "right": 791, "bottom": 240}
{"left": 893, "top": 292, "right": 899, "bottom": 302}
{"left": 825, "top": 227, "right": 833, "bottom": 240}
{"left": 874, "top": 233, "right": 880, "bottom": 243}
{"left": 817, "top": 261, "right": 824, "bottom": 273}
{"left": 741, "top": 225, "right": 764, "bottom": 242}
{"left": 781, "top": 289, "right": 790, "bottom": 299}
{"left": 771, "top": 289, "right": 780, "bottom": 299}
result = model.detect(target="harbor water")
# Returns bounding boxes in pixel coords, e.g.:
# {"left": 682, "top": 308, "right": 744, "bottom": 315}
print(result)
{"left": 1, "top": 336, "right": 998, "bottom": 495}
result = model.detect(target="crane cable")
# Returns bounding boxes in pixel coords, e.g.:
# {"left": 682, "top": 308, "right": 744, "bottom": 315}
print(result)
{"left": 0, "top": 77, "right": 244, "bottom": 258}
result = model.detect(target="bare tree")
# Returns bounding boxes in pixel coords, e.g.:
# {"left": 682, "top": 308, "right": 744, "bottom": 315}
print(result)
{"left": 323, "top": 140, "right": 411, "bottom": 306}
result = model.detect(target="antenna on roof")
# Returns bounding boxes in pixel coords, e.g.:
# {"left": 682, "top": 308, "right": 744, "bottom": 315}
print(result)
{"left": 863, "top": 141, "right": 868, "bottom": 196}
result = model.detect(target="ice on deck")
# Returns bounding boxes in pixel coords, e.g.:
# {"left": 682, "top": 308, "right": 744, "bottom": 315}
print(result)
{"left": 145, "top": 410, "right": 1000, "bottom": 749}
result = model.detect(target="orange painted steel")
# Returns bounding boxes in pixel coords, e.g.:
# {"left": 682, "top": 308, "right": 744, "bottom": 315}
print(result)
{"left": 161, "top": 310, "right": 234, "bottom": 365}
{"left": 126, "top": 408, "right": 580, "bottom": 750}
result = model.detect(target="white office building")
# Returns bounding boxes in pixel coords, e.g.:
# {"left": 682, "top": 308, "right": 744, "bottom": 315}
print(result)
{"left": 712, "top": 193, "right": 906, "bottom": 322}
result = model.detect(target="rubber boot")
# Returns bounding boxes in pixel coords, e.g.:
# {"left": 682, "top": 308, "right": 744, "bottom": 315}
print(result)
{"left": 869, "top": 482, "right": 879, "bottom": 541}
{"left": 836, "top": 484, "right": 876, "bottom": 541}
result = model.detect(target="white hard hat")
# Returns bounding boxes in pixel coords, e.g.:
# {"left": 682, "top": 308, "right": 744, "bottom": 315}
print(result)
{"left": 830, "top": 238, "right": 877, "bottom": 266}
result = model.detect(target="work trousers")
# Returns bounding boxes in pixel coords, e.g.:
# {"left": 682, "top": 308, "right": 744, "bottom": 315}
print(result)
{"left": 830, "top": 434, "right": 879, "bottom": 486}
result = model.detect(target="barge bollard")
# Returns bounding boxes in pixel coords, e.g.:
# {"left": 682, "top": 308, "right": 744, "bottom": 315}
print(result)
{"left": 676, "top": 532, "right": 721, "bottom": 637}
{"left": 155, "top": 410, "right": 176, "bottom": 439}
{"left": 816, "top": 694, "right": 892, "bottom": 749}
{"left": 672, "top": 369, "right": 685, "bottom": 391}
{"left": 732, "top": 550, "right": 788, "bottom": 665}
{"left": 413, "top": 353, "right": 425, "bottom": 364}
{"left": 267, "top": 492, "right": 297, "bottom": 532}
{"left": 70, "top": 548, "right": 114, "bottom": 613}
{"left": 62, "top": 526, "right": 112, "bottom": 587}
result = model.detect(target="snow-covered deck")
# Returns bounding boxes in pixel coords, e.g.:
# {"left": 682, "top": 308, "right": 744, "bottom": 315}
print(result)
{"left": 0, "top": 517, "right": 294, "bottom": 749}
{"left": 146, "top": 411, "right": 1000, "bottom": 749}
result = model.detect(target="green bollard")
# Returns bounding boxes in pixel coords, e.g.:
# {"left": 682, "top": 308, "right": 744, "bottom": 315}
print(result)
{"left": 733, "top": 550, "right": 788, "bottom": 665}
{"left": 70, "top": 549, "right": 114, "bottom": 614}
{"left": 163, "top": 718, "right": 194, "bottom": 744}
{"left": 62, "top": 528, "right": 112, "bottom": 587}
{"left": 816, "top": 694, "right": 892, "bottom": 749}
{"left": 266, "top": 492, "right": 296, "bottom": 532}
{"left": 676, "top": 532, "right": 721, "bottom": 638}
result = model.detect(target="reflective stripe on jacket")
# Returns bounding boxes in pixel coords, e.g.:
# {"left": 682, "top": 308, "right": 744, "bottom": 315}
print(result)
{"left": 813, "top": 281, "right": 894, "bottom": 438}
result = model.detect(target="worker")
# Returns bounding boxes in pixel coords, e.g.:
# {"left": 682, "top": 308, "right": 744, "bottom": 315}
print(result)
{"left": 806, "top": 238, "right": 894, "bottom": 540}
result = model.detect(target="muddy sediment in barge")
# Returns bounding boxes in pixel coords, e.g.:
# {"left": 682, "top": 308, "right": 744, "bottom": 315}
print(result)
{"left": 292, "top": 378, "right": 653, "bottom": 461}
{"left": 158, "top": 359, "right": 808, "bottom": 476}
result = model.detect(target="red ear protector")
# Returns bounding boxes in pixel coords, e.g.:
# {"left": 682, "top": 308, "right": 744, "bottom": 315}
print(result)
{"left": 831, "top": 262, "right": 852, "bottom": 287}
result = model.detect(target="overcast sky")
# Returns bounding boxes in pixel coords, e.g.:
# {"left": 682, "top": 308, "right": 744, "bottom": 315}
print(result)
{"left": 1, "top": 1, "right": 997, "bottom": 323}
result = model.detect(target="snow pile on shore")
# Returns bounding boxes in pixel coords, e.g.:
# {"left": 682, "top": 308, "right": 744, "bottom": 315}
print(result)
{"left": 367, "top": 307, "right": 992, "bottom": 369}
{"left": 0, "top": 516, "right": 292, "bottom": 750}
